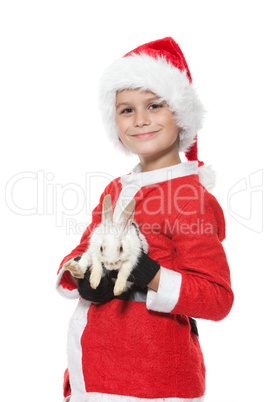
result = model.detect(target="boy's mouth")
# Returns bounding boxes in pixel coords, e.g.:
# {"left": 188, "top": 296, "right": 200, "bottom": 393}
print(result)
{"left": 131, "top": 131, "right": 159, "bottom": 140}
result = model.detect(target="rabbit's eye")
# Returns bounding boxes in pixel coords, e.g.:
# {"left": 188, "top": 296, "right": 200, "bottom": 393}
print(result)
{"left": 100, "top": 246, "right": 103, "bottom": 253}
{"left": 119, "top": 245, "right": 123, "bottom": 253}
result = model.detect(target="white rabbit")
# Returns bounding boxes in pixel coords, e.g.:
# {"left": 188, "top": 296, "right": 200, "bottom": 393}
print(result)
{"left": 64, "top": 194, "right": 148, "bottom": 296}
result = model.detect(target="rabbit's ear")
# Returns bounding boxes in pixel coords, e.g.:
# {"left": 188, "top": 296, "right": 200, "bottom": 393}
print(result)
{"left": 118, "top": 199, "right": 136, "bottom": 231}
{"left": 102, "top": 194, "right": 113, "bottom": 225}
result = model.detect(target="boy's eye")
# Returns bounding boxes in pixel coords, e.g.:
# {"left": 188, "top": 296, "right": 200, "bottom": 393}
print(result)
{"left": 121, "top": 108, "right": 133, "bottom": 114}
{"left": 149, "top": 103, "right": 162, "bottom": 110}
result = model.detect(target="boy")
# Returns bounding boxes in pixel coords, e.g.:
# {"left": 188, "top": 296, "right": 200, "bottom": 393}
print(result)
{"left": 57, "top": 37, "right": 234, "bottom": 401}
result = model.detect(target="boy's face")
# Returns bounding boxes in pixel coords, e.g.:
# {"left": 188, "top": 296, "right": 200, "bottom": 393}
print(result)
{"left": 115, "top": 89, "right": 179, "bottom": 159}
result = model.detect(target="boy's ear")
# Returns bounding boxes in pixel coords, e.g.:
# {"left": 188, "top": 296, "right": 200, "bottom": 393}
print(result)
{"left": 102, "top": 194, "right": 113, "bottom": 225}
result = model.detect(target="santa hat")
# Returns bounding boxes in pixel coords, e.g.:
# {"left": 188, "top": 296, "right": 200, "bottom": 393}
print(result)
{"left": 99, "top": 37, "right": 215, "bottom": 190}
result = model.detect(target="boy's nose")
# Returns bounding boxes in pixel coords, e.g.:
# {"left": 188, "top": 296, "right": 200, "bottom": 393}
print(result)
{"left": 134, "top": 110, "right": 151, "bottom": 127}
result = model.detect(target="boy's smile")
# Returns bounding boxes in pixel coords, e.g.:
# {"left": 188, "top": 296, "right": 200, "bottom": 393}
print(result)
{"left": 130, "top": 130, "right": 160, "bottom": 140}
{"left": 115, "top": 89, "right": 181, "bottom": 171}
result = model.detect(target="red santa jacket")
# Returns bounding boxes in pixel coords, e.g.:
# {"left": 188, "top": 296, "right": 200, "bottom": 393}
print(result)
{"left": 56, "top": 161, "right": 234, "bottom": 402}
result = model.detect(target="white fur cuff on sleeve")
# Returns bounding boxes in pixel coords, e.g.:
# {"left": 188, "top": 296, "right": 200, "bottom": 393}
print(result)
{"left": 146, "top": 267, "right": 182, "bottom": 313}
{"left": 56, "top": 268, "right": 80, "bottom": 300}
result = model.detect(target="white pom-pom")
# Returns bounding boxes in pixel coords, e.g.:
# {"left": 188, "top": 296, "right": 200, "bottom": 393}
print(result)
{"left": 198, "top": 164, "right": 216, "bottom": 192}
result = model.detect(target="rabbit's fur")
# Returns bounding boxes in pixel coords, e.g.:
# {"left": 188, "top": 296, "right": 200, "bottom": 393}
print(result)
{"left": 64, "top": 194, "right": 148, "bottom": 296}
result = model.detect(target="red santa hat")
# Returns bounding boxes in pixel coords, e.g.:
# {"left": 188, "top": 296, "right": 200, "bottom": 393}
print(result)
{"left": 99, "top": 37, "right": 215, "bottom": 189}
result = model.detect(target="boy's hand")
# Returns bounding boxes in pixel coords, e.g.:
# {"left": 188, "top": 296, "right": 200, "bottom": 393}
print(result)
{"left": 128, "top": 251, "right": 161, "bottom": 289}
{"left": 76, "top": 267, "right": 115, "bottom": 303}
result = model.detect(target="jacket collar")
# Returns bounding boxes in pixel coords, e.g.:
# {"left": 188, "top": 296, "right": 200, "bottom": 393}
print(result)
{"left": 120, "top": 161, "right": 198, "bottom": 189}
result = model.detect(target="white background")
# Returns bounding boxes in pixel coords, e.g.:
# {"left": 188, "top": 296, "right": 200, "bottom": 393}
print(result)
{"left": 1, "top": 1, "right": 267, "bottom": 401}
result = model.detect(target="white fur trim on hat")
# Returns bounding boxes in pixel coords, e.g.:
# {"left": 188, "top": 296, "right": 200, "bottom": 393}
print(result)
{"left": 198, "top": 164, "right": 216, "bottom": 191}
{"left": 99, "top": 53, "right": 205, "bottom": 154}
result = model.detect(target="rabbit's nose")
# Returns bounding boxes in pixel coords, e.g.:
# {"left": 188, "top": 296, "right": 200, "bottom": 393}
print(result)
{"left": 105, "top": 262, "right": 115, "bottom": 270}
{"left": 106, "top": 261, "right": 120, "bottom": 270}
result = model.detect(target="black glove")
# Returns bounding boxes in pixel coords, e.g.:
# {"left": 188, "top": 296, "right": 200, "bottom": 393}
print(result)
{"left": 74, "top": 255, "right": 115, "bottom": 304}
{"left": 128, "top": 251, "right": 161, "bottom": 289}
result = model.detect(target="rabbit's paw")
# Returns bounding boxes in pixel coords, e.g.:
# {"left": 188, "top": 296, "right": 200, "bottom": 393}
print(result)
{"left": 113, "top": 279, "right": 126, "bottom": 296}
{"left": 89, "top": 270, "right": 102, "bottom": 289}
{"left": 63, "top": 259, "right": 85, "bottom": 279}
